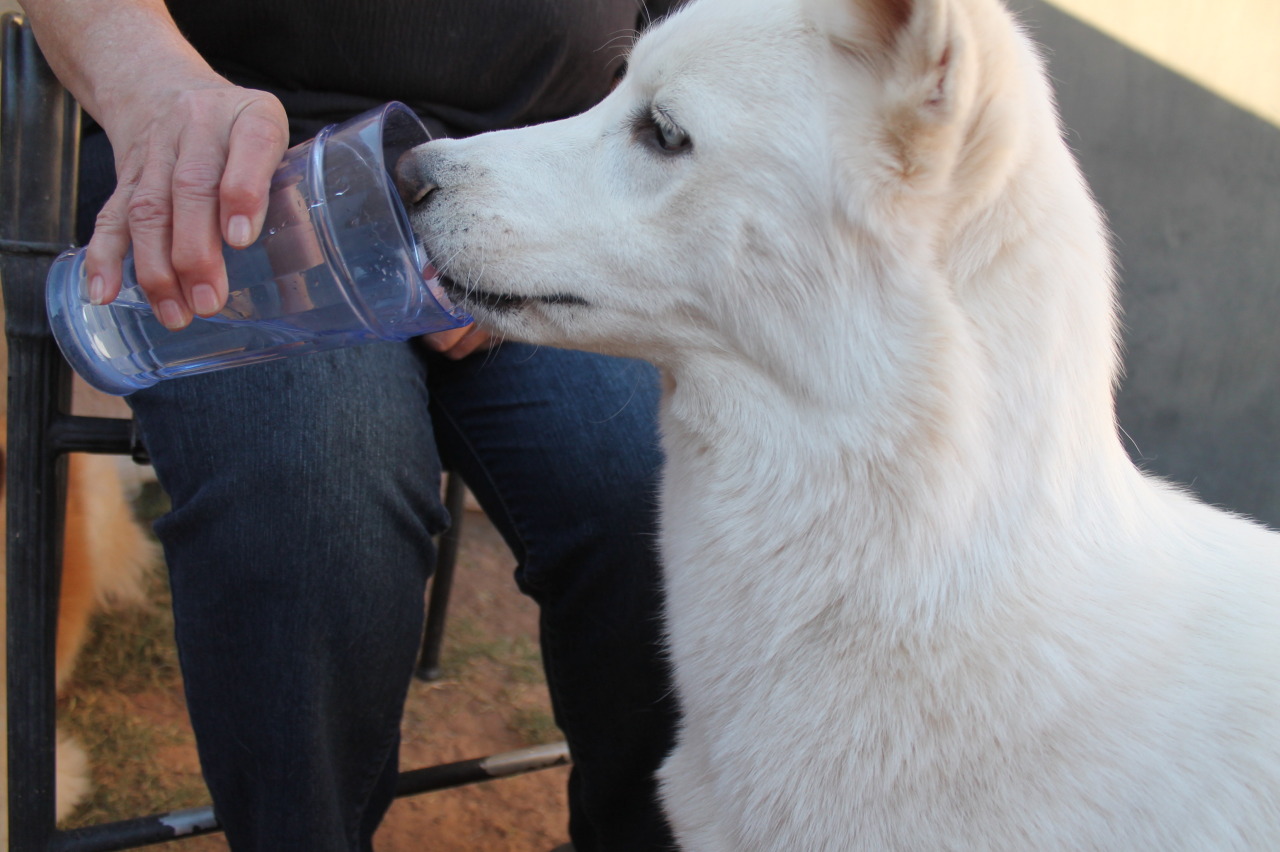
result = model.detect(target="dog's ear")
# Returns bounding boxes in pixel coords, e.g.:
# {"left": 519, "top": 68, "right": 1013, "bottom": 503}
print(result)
{"left": 806, "top": 0, "right": 894, "bottom": 51}
{"left": 818, "top": 0, "right": 963, "bottom": 115}
{"left": 811, "top": 0, "right": 973, "bottom": 184}
{"left": 807, "top": 0, "right": 965, "bottom": 114}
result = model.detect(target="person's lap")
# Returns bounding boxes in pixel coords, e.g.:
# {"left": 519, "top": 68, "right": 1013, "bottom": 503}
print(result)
{"left": 429, "top": 344, "right": 676, "bottom": 848}
{"left": 126, "top": 339, "right": 674, "bottom": 849}
{"left": 82, "top": 122, "right": 676, "bottom": 851}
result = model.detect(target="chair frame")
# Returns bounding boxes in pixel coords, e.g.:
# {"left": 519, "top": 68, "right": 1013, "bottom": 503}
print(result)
{"left": 2, "top": 13, "right": 566, "bottom": 850}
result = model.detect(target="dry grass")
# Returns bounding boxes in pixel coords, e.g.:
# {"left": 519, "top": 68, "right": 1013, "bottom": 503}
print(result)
{"left": 55, "top": 482, "right": 563, "bottom": 837}
{"left": 57, "top": 482, "right": 209, "bottom": 828}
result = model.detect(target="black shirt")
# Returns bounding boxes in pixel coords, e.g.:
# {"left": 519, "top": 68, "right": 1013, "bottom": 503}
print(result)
{"left": 165, "top": 0, "right": 681, "bottom": 141}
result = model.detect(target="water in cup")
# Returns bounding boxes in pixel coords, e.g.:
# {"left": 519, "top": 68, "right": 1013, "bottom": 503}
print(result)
{"left": 47, "top": 102, "right": 470, "bottom": 395}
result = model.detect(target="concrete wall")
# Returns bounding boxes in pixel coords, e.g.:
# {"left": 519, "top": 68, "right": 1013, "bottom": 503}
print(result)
{"left": 1022, "top": 1, "right": 1280, "bottom": 527}
{"left": 1043, "top": 0, "right": 1280, "bottom": 126}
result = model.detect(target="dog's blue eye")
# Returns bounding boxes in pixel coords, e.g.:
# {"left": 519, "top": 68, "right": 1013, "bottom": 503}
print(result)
{"left": 652, "top": 108, "right": 691, "bottom": 152}
{"left": 631, "top": 104, "right": 690, "bottom": 154}
{"left": 629, "top": 104, "right": 692, "bottom": 154}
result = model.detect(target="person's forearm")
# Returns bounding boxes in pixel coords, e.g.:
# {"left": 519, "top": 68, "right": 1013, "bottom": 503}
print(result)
{"left": 22, "top": 0, "right": 290, "bottom": 325}
{"left": 22, "top": 0, "right": 224, "bottom": 134}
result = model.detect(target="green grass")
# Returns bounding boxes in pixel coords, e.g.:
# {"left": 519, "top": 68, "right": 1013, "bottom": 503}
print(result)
{"left": 438, "top": 616, "right": 562, "bottom": 746}
{"left": 58, "top": 689, "right": 209, "bottom": 827}
{"left": 440, "top": 616, "right": 545, "bottom": 685}
{"left": 508, "top": 706, "right": 562, "bottom": 746}
{"left": 64, "top": 579, "right": 179, "bottom": 693}
{"left": 55, "top": 481, "right": 560, "bottom": 829}
{"left": 56, "top": 479, "right": 209, "bottom": 827}
{"left": 57, "top": 573, "right": 211, "bottom": 827}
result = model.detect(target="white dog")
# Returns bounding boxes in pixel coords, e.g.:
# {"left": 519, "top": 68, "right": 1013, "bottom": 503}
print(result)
{"left": 398, "top": 0, "right": 1280, "bottom": 847}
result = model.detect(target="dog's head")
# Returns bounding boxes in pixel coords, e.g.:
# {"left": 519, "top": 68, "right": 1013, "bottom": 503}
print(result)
{"left": 399, "top": 0, "right": 1040, "bottom": 379}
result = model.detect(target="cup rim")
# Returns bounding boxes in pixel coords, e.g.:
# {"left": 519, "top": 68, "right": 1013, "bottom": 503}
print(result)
{"left": 307, "top": 101, "right": 432, "bottom": 336}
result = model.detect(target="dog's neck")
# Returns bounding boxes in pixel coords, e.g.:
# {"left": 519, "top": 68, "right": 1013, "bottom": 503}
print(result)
{"left": 657, "top": 108, "right": 1141, "bottom": 627}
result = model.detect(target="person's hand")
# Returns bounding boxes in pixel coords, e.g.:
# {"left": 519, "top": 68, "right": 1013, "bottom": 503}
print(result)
{"left": 85, "top": 81, "right": 289, "bottom": 329}
{"left": 24, "top": 0, "right": 290, "bottom": 328}
{"left": 419, "top": 325, "right": 496, "bottom": 360}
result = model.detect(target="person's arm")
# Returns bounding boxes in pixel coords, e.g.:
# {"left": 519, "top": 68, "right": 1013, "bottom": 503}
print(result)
{"left": 24, "top": 0, "right": 289, "bottom": 327}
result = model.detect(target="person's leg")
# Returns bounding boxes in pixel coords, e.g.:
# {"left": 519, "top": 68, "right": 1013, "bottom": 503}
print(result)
{"left": 79, "top": 125, "right": 443, "bottom": 850}
{"left": 128, "top": 342, "right": 446, "bottom": 851}
{"left": 80, "top": 126, "right": 675, "bottom": 847}
{"left": 428, "top": 343, "right": 678, "bottom": 851}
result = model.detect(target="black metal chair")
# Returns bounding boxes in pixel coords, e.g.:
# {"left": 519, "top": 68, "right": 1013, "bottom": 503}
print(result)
{"left": 416, "top": 470, "right": 467, "bottom": 682}
{"left": 2, "top": 13, "right": 566, "bottom": 850}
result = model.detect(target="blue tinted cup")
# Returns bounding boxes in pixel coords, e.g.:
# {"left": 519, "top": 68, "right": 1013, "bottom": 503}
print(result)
{"left": 47, "top": 101, "right": 470, "bottom": 395}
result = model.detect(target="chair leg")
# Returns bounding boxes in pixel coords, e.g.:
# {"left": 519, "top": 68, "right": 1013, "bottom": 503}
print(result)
{"left": 2, "top": 12, "right": 83, "bottom": 850}
{"left": 416, "top": 471, "right": 466, "bottom": 681}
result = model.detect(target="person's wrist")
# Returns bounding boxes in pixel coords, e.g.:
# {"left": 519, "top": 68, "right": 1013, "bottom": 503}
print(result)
{"left": 97, "top": 66, "right": 227, "bottom": 130}
{"left": 27, "top": 2, "right": 221, "bottom": 131}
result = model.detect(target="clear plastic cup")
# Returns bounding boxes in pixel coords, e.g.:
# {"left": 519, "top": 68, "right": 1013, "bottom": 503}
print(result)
{"left": 47, "top": 101, "right": 470, "bottom": 395}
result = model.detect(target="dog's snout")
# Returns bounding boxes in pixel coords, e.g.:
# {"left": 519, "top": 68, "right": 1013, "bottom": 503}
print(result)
{"left": 393, "top": 149, "right": 438, "bottom": 208}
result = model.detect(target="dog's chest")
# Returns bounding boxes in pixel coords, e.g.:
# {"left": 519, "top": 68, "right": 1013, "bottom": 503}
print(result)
{"left": 655, "top": 431, "right": 879, "bottom": 674}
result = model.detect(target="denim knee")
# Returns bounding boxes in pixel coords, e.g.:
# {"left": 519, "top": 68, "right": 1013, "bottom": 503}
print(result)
{"left": 130, "top": 344, "right": 449, "bottom": 601}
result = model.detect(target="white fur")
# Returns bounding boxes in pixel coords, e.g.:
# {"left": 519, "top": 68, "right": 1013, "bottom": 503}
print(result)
{"left": 55, "top": 733, "right": 91, "bottom": 822}
{"left": 401, "top": 0, "right": 1280, "bottom": 847}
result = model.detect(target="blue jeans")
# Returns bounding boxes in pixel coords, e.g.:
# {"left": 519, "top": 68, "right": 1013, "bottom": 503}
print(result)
{"left": 79, "top": 132, "right": 677, "bottom": 850}
{"left": 128, "top": 341, "right": 677, "bottom": 851}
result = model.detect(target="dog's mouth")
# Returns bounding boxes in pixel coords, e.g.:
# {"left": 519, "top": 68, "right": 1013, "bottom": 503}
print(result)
{"left": 435, "top": 267, "right": 590, "bottom": 315}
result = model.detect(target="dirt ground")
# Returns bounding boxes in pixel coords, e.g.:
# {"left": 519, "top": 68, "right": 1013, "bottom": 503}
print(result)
{"left": 64, "top": 498, "right": 572, "bottom": 852}
{"left": 375, "top": 505, "right": 572, "bottom": 852}
{"left": 6, "top": 380, "right": 571, "bottom": 850}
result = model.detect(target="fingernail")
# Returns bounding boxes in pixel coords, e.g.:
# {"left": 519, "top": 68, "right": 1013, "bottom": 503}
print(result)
{"left": 191, "top": 283, "right": 220, "bottom": 316}
{"left": 228, "top": 215, "right": 252, "bottom": 247}
{"left": 157, "top": 299, "right": 187, "bottom": 330}
{"left": 88, "top": 274, "right": 106, "bottom": 305}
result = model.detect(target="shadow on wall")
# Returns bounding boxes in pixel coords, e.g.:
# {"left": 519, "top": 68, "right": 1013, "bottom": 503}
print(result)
{"left": 1021, "top": 0, "right": 1280, "bottom": 528}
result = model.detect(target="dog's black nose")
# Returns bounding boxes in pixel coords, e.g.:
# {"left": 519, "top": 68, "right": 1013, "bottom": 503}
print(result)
{"left": 393, "top": 150, "right": 438, "bottom": 208}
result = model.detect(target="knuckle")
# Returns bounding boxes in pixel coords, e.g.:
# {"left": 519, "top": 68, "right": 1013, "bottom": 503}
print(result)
{"left": 132, "top": 262, "right": 178, "bottom": 294}
{"left": 220, "top": 176, "right": 268, "bottom": 211}
{"left": 171, "top": 161, "right": 225, "bottom": 199}
{"left": 169, "top": 241, "right": 222, "bottom": 277}
{"left": 240, "top": 109, "right": 289, "bottom": 149}
{"left": 125, "top": 188, "right": 172, "bottom": 231}
{"left": 93, "top": 201, "right": 129, "bottom": 235}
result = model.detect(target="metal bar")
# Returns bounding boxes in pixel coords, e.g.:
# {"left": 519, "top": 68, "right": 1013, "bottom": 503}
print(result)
{"left": 395, "top": 741, "right": 572, "bottom": 797}
{"left": 0, "top": 13, "right": 81, "bottom": 249}
{"left": 0, "top": 238, "right": 73, "bottom": 257}
{"left": 47, "top": 742, "right": 571, "bottom": 852}
{"left": 50, "top": 808, "right": 221, "bottom": 852}
{"left": 3, "top": 280, "right": 69, "bottom": 852}
{"left": 48, "top": 414, "right": 145, "bottom": 459}
{"left": 416, "top": 472, "right": 467, "bottom": 681}
{"left": 2, "top": 11, "right": 83, "bottom": 851}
